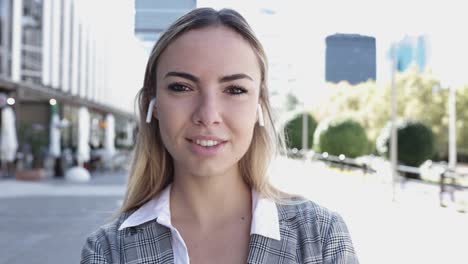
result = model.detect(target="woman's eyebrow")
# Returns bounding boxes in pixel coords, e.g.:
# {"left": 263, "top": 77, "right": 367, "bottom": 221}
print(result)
{"left": 219, "top": 73, "right": 253, "bottom": 83}
{"left": 165, "top": 71, "right": 199, "bottom": 83}
{"left": 164, "top": 71, "right": 253, "bottom": 83}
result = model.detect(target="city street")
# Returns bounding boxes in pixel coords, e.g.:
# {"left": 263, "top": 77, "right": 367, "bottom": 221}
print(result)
{"left": 0, "top": 171, "right": 126, "bottom": 264}
{"left": 1, "top": 158, "right": 467, "bottom": 264}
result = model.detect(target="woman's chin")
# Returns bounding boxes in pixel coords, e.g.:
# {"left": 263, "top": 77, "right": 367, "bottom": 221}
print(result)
{"left": 178, "top": 163, "right": 238, "bottom": 181}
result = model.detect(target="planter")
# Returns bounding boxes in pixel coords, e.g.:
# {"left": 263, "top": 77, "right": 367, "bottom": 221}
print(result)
{"left": 15, "top": 168, "right": 47, "bottom": 181}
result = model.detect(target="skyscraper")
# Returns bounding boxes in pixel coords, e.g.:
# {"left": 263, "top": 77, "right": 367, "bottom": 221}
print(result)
{"left": 392, "top": 35, "right": 427, "bottom": 72}
{"left": 134, "top": 0, "right": 196, "bottom": 55}
{"left": 325, "top": 33, "right": 376, "bottom": 85}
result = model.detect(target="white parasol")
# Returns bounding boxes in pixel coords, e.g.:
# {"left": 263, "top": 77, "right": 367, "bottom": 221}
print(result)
{"left": 77, "top": 107, "right": 90, "bottom": 165}
{"left": 0, "top": 106, "right": 18, "bottom": 162}
{"left": 104, "top": 114, "right": 116, "bottom": 158}
{"left": 125, "top": 121, "right": 134, "bottom": 146}
{"left": 49, "top": 113, "right": 61, "bottom": 158}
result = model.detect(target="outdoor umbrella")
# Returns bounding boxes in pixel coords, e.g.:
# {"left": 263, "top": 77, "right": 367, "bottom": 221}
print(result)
{"left": 104, "top": 114, "right": 116, "bottom": 158}
{"left": 125, "top": 121, "right": 134, "bottom": 146}
{"left": 49, "top": 112, "right": 61, "bottom": 158}
{"left": 0, "top": 106, "right": 18, "bottom": 162}
{"left": 77, "top": 107, "right": 90, "bottom": 166}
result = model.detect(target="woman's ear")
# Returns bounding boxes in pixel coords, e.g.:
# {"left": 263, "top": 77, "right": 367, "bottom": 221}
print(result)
{"left": 146, "top": 98, "right": 157, "bottom": 123}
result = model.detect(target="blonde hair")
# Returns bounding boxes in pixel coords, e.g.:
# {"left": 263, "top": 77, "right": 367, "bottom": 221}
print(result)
{"left": 120, "top": 8, "right": 293, "bottom": 214}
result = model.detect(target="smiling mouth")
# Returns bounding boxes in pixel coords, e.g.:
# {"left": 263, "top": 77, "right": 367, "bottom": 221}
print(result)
{"left": 187, "top": 139, "right": 226, "bottom": 147}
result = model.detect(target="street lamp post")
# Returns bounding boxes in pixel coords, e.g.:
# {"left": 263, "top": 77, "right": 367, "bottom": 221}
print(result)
{"left": 448, "top": 83, "right": 457, "bottom": 171}
{"left": 302, "top": 102, "right": 308, "bottom": 152}
{"left": 390, "top": 47, "right": 399, "bottom": 202}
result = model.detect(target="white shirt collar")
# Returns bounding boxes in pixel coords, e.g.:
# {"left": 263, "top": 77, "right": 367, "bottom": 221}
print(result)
{"left": 119, "top": 184, "right": 281, "bottom": 241}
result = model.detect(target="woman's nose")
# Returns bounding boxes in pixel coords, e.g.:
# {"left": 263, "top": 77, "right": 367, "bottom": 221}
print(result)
{"left": 191, "top": 93, "right": 222, "bottom": 127}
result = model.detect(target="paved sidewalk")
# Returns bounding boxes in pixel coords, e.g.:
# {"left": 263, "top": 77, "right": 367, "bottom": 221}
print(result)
{"left": 0, "top": 170, "right": 127, "bottom": 264}
{"left": 269, "top": 157, "right": 468, "bottom": 264}
{"left": 0, "top": 170, "right": 127, "bottom": 198}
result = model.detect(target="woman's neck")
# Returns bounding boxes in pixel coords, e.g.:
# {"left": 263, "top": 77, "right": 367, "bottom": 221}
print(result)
{"left": 170, "top": 168, "right": 252, "bottom": 230}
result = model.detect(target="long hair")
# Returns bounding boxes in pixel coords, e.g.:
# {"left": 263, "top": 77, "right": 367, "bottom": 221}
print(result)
{"left": 120, "top": 8, "right": 291, "bottom": 214}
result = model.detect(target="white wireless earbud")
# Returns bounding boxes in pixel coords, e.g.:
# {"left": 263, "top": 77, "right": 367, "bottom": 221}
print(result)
{"left": 146, "top": 98, "right": 156, "bottom": 123}
{"left": 257, "top": 103, "right": 265, "bottom": 127}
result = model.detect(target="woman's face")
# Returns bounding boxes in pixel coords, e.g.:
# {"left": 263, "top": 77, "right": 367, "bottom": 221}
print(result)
{"left": 155, "top": 26, "right": 261, "bottom": 179}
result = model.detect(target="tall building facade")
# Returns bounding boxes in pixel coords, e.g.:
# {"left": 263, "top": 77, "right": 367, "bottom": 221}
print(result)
{"left": 0, "top": 0, "right": 145, "bottom": 173}
{"left": 325, "top": 33, "right": 376, "bottom": 85}
{"left": 0, "top": 0, "right": 134, "bottom": 107}
{"left": 134, "top": 0, "right": 196, "bottom": 55}
{"left": 392, "top": 35, "right": 427, "bottom": 72}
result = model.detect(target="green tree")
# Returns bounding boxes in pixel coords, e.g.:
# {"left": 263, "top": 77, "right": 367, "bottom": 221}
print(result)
{"left": 313, "top": 117, "right": 370, "bottom": 158}
{"left": 284, "top": 113, "right": 317, "bottom": 150}
{"left": 377, "top": 119, "right": 436, "bottom": 168}
{"left": 312, "top": 67, "right": 458, "bottom": 159}
{"left": 456, "top": 85, "right": 468, "bottom": 158}
{"left": 18, "top": 122, "right": 49, "bottom": 168}
{"left": 285, "top": 92, "right": 300, "bottom": 111}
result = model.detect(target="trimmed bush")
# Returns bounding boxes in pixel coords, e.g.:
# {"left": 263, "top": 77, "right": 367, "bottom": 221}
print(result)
{"left": 285, "top": 113, "right": 317, "bottom": 150}
{"left": 313, "top": 117, "right": 369, "bottom": 158}
{"left": 376, "top": 119, "right": 436, "bottom": 167}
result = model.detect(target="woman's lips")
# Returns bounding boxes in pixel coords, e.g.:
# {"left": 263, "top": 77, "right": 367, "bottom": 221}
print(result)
{"left": 187, "top": 138, "right": 227, "bottom": 156}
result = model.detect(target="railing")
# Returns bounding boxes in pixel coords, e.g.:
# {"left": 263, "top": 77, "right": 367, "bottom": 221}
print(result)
{"left": 286, "top": 149, "right": 377, "bottom": 174}
{"left": 286, "top": 149, "right": 468, "bottom": 209}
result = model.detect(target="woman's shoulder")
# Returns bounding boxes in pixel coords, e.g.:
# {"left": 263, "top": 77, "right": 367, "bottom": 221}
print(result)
{"left": 277, "top": 197, "right": 339, "bottom": 222}
{"left": 85, "top": 211, "right": 131, "bottom": 240}
{"left": 276, "top": 198, "right": 359, "bottom": 262}
{"left": 276, "top": 198, "right": 351, "bottom": 238}
{"left": 80, "top": 211, "right": 133, "bottom": 263}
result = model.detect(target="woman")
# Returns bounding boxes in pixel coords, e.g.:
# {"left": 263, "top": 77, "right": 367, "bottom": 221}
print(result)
{"left": 81, "top": 8, "right": 358, "bottom": 264}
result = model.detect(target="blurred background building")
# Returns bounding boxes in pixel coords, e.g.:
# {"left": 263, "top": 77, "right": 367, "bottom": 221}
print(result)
{"left": 134, "top": 0, "right": 196, "bottom": 55}
{"left": 0, "top": 0, "right": 145, "bottom": 176}
{"left": 325, "top": 33, "right": 376, "bottom": 84}
{"left": 392, "top": 35, "right": 427, "bottom": 72}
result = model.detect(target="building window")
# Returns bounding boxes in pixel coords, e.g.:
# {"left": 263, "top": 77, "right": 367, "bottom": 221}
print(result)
{"left": 0, "top": 0, "right": 13, "bottom": 77}
{"left": 21, "top": 0, "right": 43, "bottom": 84}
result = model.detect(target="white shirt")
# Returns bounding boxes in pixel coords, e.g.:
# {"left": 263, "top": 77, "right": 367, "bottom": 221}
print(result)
{"left": 119, "top": 185, "right": 281, "bottom": 264}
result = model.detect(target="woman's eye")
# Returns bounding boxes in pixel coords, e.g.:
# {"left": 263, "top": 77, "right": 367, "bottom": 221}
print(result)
{"left": 226, "top": 86, "right": 247, "bottom": 96}
{"left": 168, "top": 83, "right": 191, "bottom": 92}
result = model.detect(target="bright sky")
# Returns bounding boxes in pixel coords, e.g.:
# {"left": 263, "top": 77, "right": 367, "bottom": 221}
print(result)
{"left": 197, "top": 0, "right": 468, "bottom": 106}
{"left": 103, "top": 0, "right": 467, "bottom": 109}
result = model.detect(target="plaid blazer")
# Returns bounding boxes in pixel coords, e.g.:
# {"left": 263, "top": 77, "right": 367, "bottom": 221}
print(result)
{"left": 81, "top": 200, "right": 359, "bottom": 263}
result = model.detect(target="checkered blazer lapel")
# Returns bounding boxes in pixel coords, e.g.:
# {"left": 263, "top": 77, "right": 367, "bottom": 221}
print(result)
{"left": 247, "top": 203, "right": 298, "bottom": 264}
{"left": 121, "top": 218, "right": 298, "bottom": 264}
{"left": 121, "top": 218, "right": 175, "bottom": 263}
{"left": 119, "top": 204, "right": 298, "bottom": 264}
{"left": 82, "top": 200, "right": 359, "bottom": 263}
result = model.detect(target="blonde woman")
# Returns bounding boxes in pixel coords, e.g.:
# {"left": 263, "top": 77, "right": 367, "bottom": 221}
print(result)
{"left": 81, "top": 8, "right": 358, "bottom": 264}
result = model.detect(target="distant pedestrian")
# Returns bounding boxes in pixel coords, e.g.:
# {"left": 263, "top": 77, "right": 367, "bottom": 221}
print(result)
{"left": 81, "top": 7, "right": 358, "bottom": 264}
